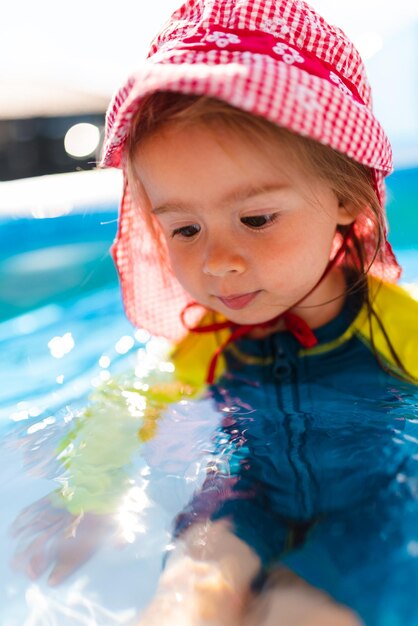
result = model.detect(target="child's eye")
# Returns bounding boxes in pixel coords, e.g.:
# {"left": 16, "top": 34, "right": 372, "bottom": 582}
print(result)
{"left": 241, "top": 214, "right": 278, "bottom": 229}
{"left": 171, "top": 224, "right": 201, "bottom": 238}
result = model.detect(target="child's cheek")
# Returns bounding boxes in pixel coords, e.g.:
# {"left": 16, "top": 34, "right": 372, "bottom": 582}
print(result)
{"left": 167, "top": 249, "right": 197, "bottom": 289}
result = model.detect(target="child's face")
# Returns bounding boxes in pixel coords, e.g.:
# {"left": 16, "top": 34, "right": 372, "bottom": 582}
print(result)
{"left": 134, "top": 123, "right": 355, "bottom": 327}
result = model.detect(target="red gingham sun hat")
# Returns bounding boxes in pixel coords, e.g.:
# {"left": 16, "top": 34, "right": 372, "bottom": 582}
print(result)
{"left": 101, "top": 0, "right": 401, "bottom": 341}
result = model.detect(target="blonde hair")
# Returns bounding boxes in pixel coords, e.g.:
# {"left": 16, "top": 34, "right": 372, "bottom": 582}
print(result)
{"left": 126, "top": 91, "right": 385, "bottom": 287}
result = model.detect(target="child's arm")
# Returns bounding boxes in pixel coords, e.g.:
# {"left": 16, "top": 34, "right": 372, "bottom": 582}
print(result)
{"left": 244, "top": 569, "right": 362, "bottom": 626}
{"left": 135, "top": 520, "right": 362, "bottom": 626}
{"left": 136, "top": 519, "right": 261, "bottom": 626}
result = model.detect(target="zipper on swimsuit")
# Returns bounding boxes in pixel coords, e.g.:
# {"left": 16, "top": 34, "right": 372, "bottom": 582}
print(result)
{"left": 273, "top": 337, "right": 316, "bottom": 519}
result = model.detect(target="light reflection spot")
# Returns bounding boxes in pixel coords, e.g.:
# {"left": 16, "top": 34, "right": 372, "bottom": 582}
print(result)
{"left": 135, "top": 329, "right": 151, "bottom": 343}
{"left": 115, "top": 485, "right": 150, "bottom": 543}
{"left": 121, "top": 391, "right": 146, "bottom": 417}
{"left": 11, "top": 410, "right": 30, "bottom": 422}
{"left": 28, "top": 406, "right": 42, "bottom": 417}
{"left": 159, "top": 362, "right": 175, "bottom": 373}
{"left": 27, "top": 416, "right": 56, "bottom": 435}
{"left": 64, "top": 123, "right": 101, "bottom": 159}
{"left": 165, "top": 542, "right": 176, "bottom": 553}
{"left": 48, "top": 332, "right": 75, "bottom": 359}
{"left": 99, "top": 355, "right": 111, "bottom": 368}
{"left": 145, "top": 337, "right": 171, "bottom": 356}
{"left": 115, "top": 336, "right": 135, "bottom": 354}
{"left": 133, "top": 382, "right": 149, "bottom": 392}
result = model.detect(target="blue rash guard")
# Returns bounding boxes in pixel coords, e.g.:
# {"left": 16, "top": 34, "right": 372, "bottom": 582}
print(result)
{"left": 173, "top": 276, "right": 418, "bottom": 626}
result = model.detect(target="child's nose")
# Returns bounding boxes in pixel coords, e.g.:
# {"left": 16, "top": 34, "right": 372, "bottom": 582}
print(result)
{"left": 202, "top": 240, "right": 246, "bottom": 276}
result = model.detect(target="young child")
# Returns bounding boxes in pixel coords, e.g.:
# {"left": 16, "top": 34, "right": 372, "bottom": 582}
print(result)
{"left": 97, "top": 0, "right": 418, "bottom": 624}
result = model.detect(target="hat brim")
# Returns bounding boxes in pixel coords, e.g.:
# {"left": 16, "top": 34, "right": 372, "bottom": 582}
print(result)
{"left": 101, "top": 56, "right": 392, "bottom": 175}
{"left": 103, "top": 56, "right": 399, "bottom": 339}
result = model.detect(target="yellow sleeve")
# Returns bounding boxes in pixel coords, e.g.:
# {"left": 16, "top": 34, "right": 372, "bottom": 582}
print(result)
{"left": 51, "top": 320, "right": 228, "bottom": 515}
{"left": 353, "top": 276, "right": 418, "bottom": 383}
{"left": 169, "top": 312, "right": 231, "bottom": 387}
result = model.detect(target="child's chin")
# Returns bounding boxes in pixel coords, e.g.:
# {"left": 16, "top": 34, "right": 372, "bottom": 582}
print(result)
{"left": 221, "top": 310, "right": 283, "bottom": 329}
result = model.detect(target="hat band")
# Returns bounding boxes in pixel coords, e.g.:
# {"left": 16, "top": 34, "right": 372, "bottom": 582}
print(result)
{"left": 155, "top": 26, "right": 365, "bottom": 106}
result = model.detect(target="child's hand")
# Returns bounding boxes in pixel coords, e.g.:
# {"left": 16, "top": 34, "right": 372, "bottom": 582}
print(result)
{"left": 135, "top": 520, "right": 261, "bottom": 626}
{"left": 135, "top": 591, "right": 226, "bottom": 626}
{"left": 135, "top": 560, "right": 244, "bottom": 626}
{"left": 10, "top": 496, "right": 116, "bottom": 585}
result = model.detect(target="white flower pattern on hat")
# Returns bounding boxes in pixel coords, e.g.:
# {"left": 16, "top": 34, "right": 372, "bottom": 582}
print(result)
{"left": 261, "top": 17, "right": 290, "bottom": 36}
{"left": 206, "top": 31, "right": 241, "bottom": 48}
{"left": 272, "top": 42, "right": 304, "bottom": 65}
{"left": 329, "top": 71, "right": 352, "bottom": 96}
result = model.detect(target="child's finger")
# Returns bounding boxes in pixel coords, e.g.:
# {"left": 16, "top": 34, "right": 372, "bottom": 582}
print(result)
{"left": 47, "top": 516, "right": 113, "bottom": 585}
{"left": 10, "top": 497, "right": 68, "bottom": 538}
{"left": 47, "top": 541, "right": 99, "bottom": 586}
{"left": 10, "top": 532, "right": 53, "bottom": 578}
{"left": 26, "top": 546, "right": 53, "bottom": 580}
{"left": 11, "top": 512, "right": 66, "bottom": 541}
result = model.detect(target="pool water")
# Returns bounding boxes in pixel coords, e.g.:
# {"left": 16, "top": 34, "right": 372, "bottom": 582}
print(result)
{"left": 1, "top": 282, "right": 227, "bottom": 625}
{"left": 1, "top": 167, "right": 418, "bottom": 626}
{"left": 0, "top": 211, "right": 118, "bottom": 322}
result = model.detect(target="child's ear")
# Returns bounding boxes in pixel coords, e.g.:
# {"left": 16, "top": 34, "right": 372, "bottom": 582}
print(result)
{"left": 337, "top": 198, "right": 362, "bottom": 226}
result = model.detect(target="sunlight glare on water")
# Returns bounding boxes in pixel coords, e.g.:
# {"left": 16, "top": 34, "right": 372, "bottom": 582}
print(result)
{"left": 22, "top": 579, "right": 136, "bottom": 626}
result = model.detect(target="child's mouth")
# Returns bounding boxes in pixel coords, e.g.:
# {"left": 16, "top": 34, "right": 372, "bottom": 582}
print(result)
{"left": 217, "top": 291, "right": 260, "bottom": 310}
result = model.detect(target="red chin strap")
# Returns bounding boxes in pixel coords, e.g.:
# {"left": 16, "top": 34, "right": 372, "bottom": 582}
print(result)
{"left": 181, "top": 225, "right": 354, "bottom": 384}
